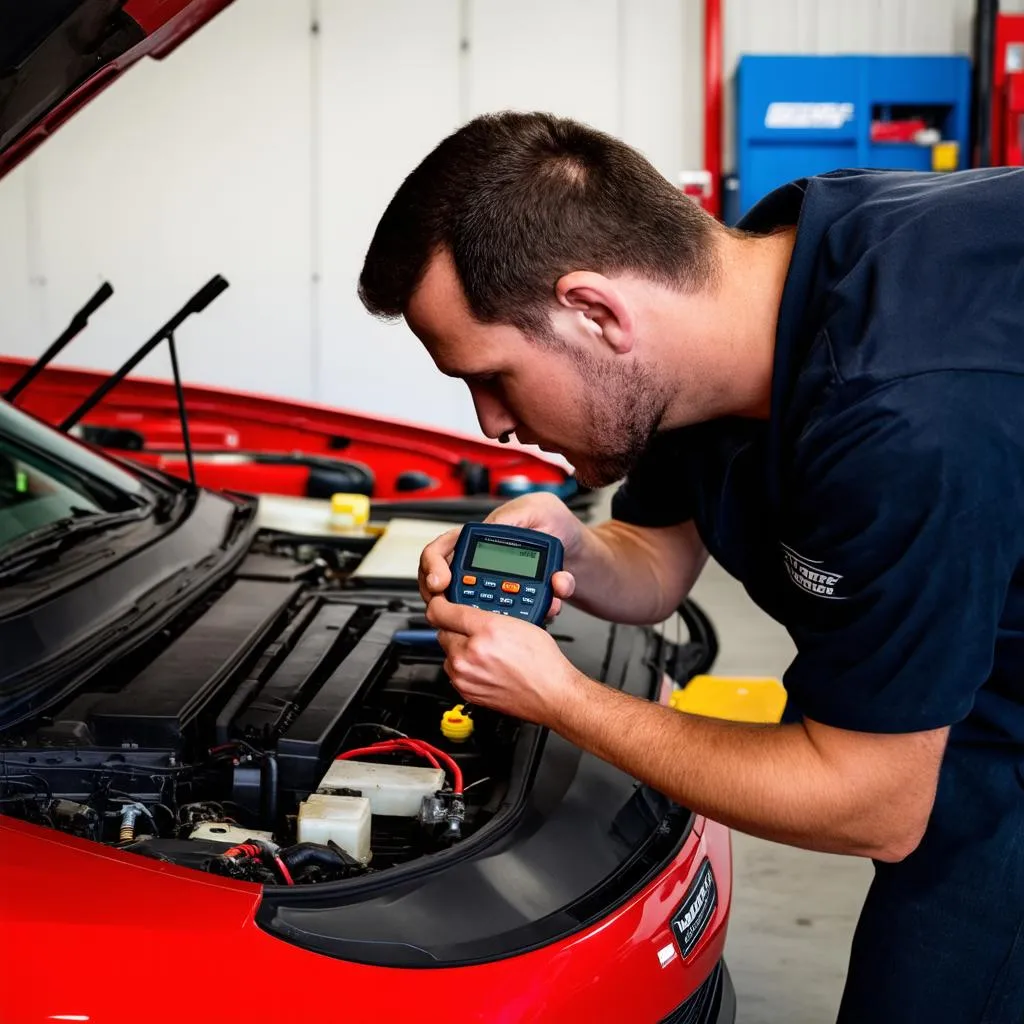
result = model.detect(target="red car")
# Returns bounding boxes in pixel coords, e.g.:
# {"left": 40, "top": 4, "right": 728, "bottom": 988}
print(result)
{"left": 0, "top": 353, "right": 593, "bottom": 524}
{"left": 0, "top": 3, "right": 734, "bottom": 1022}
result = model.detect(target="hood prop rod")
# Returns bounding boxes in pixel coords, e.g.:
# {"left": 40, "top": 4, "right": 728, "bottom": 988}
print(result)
{"left": 4, "top": 281, "right": 114, "bottom": 403}
{"left": 166, "top": 329, "right": 196, "bottom": 490}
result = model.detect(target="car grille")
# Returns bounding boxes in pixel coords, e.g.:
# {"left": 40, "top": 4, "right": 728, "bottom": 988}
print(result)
{"left": 659, "top": 962, "right": 724, "bottom": 1024}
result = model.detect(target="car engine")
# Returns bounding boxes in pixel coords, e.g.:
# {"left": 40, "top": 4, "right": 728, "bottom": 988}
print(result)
{"left": 0, "top": 534, "right": 555, "bottom": 887}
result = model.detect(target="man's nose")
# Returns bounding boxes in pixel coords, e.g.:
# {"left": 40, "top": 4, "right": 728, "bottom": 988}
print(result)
{"left": 471, "top": 388, "right": 516, "bottom": 442}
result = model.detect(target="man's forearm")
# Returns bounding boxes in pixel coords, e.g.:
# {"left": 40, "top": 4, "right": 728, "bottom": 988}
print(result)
{"left": 569, "top": 520, "right": 707, "bottom": 625}
{"left": 555, "top": 673, "right": 937, "bottom": 862}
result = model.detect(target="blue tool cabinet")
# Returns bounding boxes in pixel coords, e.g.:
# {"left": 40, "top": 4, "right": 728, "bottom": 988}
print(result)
{"left": 732, "top": 55, "right": 972, "bottom": 220}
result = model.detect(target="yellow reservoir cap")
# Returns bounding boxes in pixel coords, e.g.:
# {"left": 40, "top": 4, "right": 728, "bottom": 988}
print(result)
{"left": 441, "top": 704, "right": 474, "bottom": 742}
{"left": 329, "top": 492, "right": 370, "bottom": 527}
{"left": 669, "top": 675, "right": 787, "bottom": 724}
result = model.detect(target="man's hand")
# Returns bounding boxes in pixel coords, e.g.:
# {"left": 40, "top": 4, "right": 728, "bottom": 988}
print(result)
{"left": 426, "top": 595, "right": 583, "bottom": 725}
{"left": 419, "top": 495, "right": 707, "bottom": 628}
{"left": 418, "top": 493, "right": 581, "bottom": 619}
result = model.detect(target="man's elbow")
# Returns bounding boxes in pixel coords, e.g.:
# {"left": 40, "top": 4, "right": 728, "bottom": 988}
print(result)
{"left": 804, "top": 719, "right": 946, "bottom": 864}
{"left": 854, "top": 810, "right": 931, "bottom": 863}
{"left": 870, "top": 825, "right": 927, "bottom": 863}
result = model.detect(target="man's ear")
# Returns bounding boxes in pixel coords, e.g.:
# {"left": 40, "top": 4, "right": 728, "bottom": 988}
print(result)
{"left": 554, "top": 271, "right": 634, "bottom": 354}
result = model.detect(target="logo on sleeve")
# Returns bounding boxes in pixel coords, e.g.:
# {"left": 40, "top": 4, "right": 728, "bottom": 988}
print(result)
{"left": 781, "top": 544, "right": 846, "bottom": 600}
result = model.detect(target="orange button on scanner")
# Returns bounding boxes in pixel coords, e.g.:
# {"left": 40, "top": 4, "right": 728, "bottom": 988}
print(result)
{"left": 462, "top": 575, "right": 477, "bottom": 586}
{"left": 501, "top": 581, "right": 521, "bottom": 593}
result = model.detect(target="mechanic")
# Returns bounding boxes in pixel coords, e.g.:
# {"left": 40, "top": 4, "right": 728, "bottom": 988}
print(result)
{"left": 357, "top": 112, "right": 1024, "bottom": 1022}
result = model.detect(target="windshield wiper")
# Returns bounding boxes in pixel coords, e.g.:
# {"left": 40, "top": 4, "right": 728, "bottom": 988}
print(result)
{"left": 3, "top": 282, "right": 114, "bottom": 402}
{"left": 58, "top": 275, "right": 230, "bottom": 491}
{"left": 7, "top": 275, "right": 230, "bottom": 495}
{"left": 0, "top": 508, "right": 149, "bottom": 582}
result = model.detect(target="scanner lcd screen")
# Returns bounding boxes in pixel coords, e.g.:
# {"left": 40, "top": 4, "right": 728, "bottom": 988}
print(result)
{"left": 470, "top": 540, "right": 542, "bottom": 579}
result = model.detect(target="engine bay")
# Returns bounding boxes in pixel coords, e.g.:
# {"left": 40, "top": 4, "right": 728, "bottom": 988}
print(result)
{"left": 0, "top": 534, "right": 532, "bottom": 887}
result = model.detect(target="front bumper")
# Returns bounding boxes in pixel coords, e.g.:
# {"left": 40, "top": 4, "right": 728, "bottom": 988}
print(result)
{"left": 660, "top": 961, "right": 736, "bottom": 1023}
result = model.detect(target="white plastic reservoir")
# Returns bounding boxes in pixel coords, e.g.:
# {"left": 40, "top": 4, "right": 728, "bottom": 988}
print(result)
{"left": 297, "top": 793, "right": 371, "bottom": 863}
{"left": 318, "top": 760, "right": 445, "bottom": 818}
{"left": 189, "top": 822, "right": 274, "bottom": 845}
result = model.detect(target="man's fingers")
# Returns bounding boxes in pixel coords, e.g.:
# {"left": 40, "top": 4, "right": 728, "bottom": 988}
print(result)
{"left": 539, "top": 571, "right": 575, "bottom": 622}
{"left": 418, "top": 527, "right": 461, "bottom": 601}
{"left": 426, "top": 594, "right": 490, "bottom": 635}
{"left": 551, "top": 570, "right": 575, "bottom": 601}
{"left": 483, "top": 504, "right": 529, "bottom": 526}
{"left": 436, "top": 629, "right": 467, "bottom": 655}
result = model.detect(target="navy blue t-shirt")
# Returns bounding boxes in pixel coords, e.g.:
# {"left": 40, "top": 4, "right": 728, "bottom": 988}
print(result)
{"left": 613, "top": 167, "right": 1024, "bottom": 766}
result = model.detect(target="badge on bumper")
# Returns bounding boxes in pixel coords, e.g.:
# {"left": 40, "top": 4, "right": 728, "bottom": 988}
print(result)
{"left": 670, "top": 858, "right": 718, "bottom": 958}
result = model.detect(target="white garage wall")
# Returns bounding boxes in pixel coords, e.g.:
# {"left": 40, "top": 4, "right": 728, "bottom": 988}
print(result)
{"left": 0, "top": 0, "right": 1000, "bottom": 436}
{"left": 314, "top": 0, "right": 473, "bottom": 429}
{"left": 1, "top": 0, "right": 315, "bottom": 399}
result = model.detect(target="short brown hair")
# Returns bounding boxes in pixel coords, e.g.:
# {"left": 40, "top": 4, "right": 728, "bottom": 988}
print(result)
{"left": 358, "top": 111, "right": 717, "bottom": 339}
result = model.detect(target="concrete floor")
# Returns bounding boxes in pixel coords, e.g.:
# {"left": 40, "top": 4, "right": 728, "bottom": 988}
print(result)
{"left": 688, "top": 561, "right": 873, "bottom": 1024}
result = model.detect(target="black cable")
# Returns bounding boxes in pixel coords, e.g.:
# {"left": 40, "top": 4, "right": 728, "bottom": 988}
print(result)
{"left": 208, "top": 739, "right": 264, "bottom": 760}
{"left": 261, "top": 754, "right": 278, "bottom": 829}
{"left": 0, "top": 773, "right": 53, "bottom": 800}
{"left": 177, "top": 800, "right": 225, "bottom": 823}
{"left": 0, "top": 760, "right": 188, "bottom": 776}
{"left": 150, "top": 803, "right": 176, "bottom": 832}
{"left": 353, "top": 722, "right": 409, "bottom": 739}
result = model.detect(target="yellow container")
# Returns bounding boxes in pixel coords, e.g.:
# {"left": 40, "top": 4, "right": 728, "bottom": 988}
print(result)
{"left": 669, "top": 675, "right": 787, "bottom": 724}
{"left": 931, "top": 141, "right": 959, "bottom": 172}
{"left": 329, "top": 492, "right": 371, "bottom": 529}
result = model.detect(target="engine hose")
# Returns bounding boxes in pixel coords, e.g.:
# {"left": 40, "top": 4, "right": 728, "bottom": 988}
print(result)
{"left": 261, "top": 753, "right": 279, "bottom": 829}
{"left": 118, "top": 803, "right": 148, "bottom": 844}
{"left": 224, "top": 842, "right": 262, "bottom": 861}
{"left": 279, "top": 842, "right": 360, "bottom": 875}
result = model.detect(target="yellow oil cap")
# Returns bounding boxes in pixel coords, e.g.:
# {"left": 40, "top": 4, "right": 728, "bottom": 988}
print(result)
{"left": 329, "top": 492, "right": 370, "bottom": 527}
{"left": 441, "top": 704, "right": 474, "bottom": 742}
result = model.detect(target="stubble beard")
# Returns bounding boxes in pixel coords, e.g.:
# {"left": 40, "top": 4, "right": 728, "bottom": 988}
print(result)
{"left": 568, "top": 356, "right": 667, "bottom": 489}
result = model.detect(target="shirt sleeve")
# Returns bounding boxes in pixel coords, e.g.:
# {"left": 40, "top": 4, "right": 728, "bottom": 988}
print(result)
{"left": 781, "top": 375, "right": 1021, "bottom": 734}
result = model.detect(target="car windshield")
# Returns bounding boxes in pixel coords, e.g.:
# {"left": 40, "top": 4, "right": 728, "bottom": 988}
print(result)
{"left": 0, "top": 400, "right": 148, "bottom": 548}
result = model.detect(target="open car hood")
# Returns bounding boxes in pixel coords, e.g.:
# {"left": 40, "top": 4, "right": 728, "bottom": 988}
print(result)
{"left": 0, "top": 0, "right": 235, "bottom": 179}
